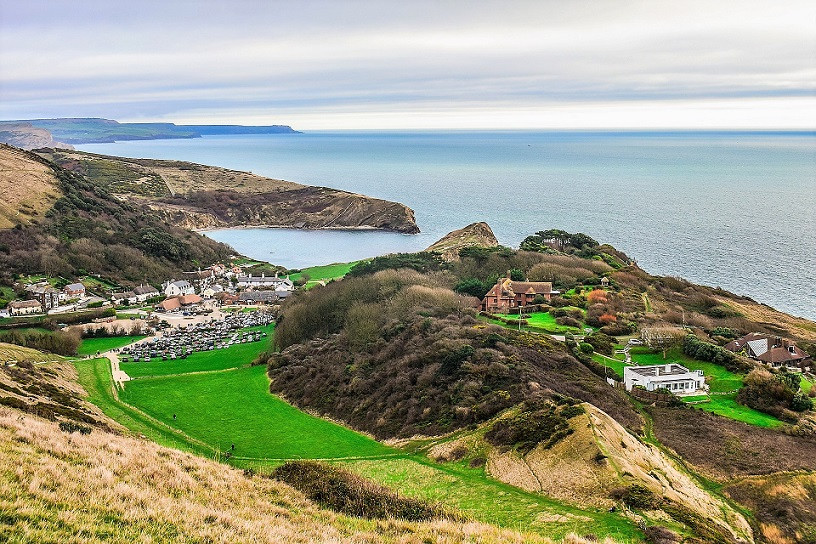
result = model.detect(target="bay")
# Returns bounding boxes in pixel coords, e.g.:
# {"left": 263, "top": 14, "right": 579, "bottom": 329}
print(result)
{"left": 77, "top": 130, "right": 816, "bottom": 319}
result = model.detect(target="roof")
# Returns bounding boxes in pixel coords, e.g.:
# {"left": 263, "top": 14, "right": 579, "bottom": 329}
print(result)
{"left": 239, "top": 290, "right": 282, "bottom": 302}
{"left": 725, "top": 333, "right": 810, "bottom": 364}
{"left": 170, "top": 280, "right": 192, "bottom": 289}
{"left": 758, "top": 346, "right": 810, "bottom": 364}
{"left": 179, "top": 294, "right": 203, "bottom": 305}
{"left": 625, "top": 364, "right": 696, "bottom": 378}
{"left": 111, "top": 291, "right": 136, "bottom": 300}
{"left": 159, "top": 298, "right": 181, "bottom": 311}
{"left": 64, "top": 283, "right": 85, "bottom": 291}
{"left": 133, "top": 285, "right": 159, "bottom": 295}
{"left": 8, "top": 300, "right": 42, "bottom": 309}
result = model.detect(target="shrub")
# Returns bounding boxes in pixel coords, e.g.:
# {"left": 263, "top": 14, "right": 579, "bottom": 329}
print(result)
{"left": 791, "top": 391, "right": 813, "bottom": 412}
{"left": 644, "top": 526, "right": 679, "bottom": 544}
{"left": 579, "top": 342, "right": 594, "bottom": 354}
{"left": 610, "top": 484, "right": 657, "bottom": 509}
{"left": 272, "top": 461, "right": 451, "bottom": 521}
{"left": 485, "top": 407, "right": 573, "bottom": 453}
{"left": 585, "top": 332, "right": 615, "bottom": 356}
{"left": 683, "top": 334, "right": 751, "bottom": 373}
{"left": 556, "top": 316, "right": 581, "bottom": 328}
{"left": 586, "top": 289, "right": 608, "bottom": 304}
{"left": 58, "top": 421, "right": 91, "bottom": 435}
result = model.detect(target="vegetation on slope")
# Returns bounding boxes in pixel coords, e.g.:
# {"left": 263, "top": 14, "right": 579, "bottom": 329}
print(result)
{"left": 0, "top": 146, "right": 233, "bottom": 286}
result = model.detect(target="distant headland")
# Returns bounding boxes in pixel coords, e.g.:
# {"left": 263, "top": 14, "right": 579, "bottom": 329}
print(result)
{"left": 0, "top": 117, "right": 300, "bottom": 149}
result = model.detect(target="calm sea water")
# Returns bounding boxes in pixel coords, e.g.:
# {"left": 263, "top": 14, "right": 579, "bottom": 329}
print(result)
{"left": 77, "top": 131, "right": 816, "bottom": 319}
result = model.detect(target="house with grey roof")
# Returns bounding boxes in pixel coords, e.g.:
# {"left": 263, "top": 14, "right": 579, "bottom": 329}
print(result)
{"left": 623, "top": 364, "right": 706, "bottom": 395}
{"left": 725, "top": 332, "right": 812, "bottom": 370}
{"left": 163, "top": 280, "right": 195, "bottom": 297}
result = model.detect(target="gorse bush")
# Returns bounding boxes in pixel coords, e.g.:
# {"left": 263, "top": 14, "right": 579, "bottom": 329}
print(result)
{"left": 271, "top": 461, "right": 452, "bottom": 521}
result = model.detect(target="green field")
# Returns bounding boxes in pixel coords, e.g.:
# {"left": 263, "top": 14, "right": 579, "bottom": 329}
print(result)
{"left": 344, "top": 458, "right": 642, "bottom": 543}
{"left": 77, "top": 336, "right": 146, "bottom": 356}
{"left": 483, "top": 310, "right": 585, "bottom": 334}
{"left": 288, "top": 261, "right": 358, "bottom": 288}
{"left": 120, "top": 325, "right": 273, "bottom": 378}
{"left": 627, "top": 347, "right": 744, "bottom": 393}
{"left": 686, "top": 394, "right": 783, "bottom": 428}
{"left": 120, "top": 365, "right": 392, "bottom": 460}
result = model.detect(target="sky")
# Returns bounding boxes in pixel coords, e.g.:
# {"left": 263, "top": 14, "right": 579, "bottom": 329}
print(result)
{"left": 1, "top": 0, "right": 815, "bottom": 129}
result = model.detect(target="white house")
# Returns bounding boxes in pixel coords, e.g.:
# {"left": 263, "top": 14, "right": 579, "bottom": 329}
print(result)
{"left": 7, "top": 300, "right": 43, "bottom": 316}
{"left": 163, "top": 280, "right": 195, "bottom": 297}
{"left": 202, "top": 284, "right": 225, "bottom": 298}
{"left": 623, "top": 364, "right": 706, "bottom": 395}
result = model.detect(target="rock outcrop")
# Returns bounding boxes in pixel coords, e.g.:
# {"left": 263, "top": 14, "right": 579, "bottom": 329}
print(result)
{"left": 0, "top": 122, "right": 73, "bottom": 150}
{"left": 426, "top": 222, "right": 499, "bottom": 260}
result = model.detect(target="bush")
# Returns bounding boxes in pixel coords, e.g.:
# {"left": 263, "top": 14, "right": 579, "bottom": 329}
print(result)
{"left": 644, "top": 526, "right": 679, "bottom": 544}
{"left": 579, "top": 342, "right": 594, "bottom": 354}
{"left": 485, "top": 406, "right": 573, "bottom": 453}
{"left": 271, "top": 461, "right": 451, "bottom": 521}
{"left": 556, "top": 316, "right": 581, "bottom": 328}
{"left": 683, "top": 335, "right": 751, "bottom": 374}
{"left": 610, "top": 484, "right": 657, "bottom": 509}
{"left": 585, "top": 332, "right": 615, "bottom": 356}
{"left": 58, "top": 421, "right": 92, "bottom": 435}
{"left": 791, "top": 391, "right": 813, "bottom": 412}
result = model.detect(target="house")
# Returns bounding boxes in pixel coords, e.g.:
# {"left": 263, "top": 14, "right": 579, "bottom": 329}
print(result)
{"left": 725, "top": 333, "right": 812, "bottom": 370}
{"left": 27, "top": 285, "right": 60, "bottom": 311}
{"left": 63, "top": 283, "right": 86, "bottom": 298}
{"left": 158, "top": 294, "right": 203, "bottom": 312}
{"left": 235, "top": 273, "right": 294, "bottom": 292}
{"left": 481, "top": 277, "right": 559, "bottom": 313}
{"left": 8, "top": 300, "right": 43, "bottom": 316}
{"left": 111, "top": 291, "right": 137, "bottom": 305}
{"left": 600, "top": 277, "right": 610, "bottom": 288}
{"left": 202, "top": 284, "right": 225, "bottom": 298}
{"left": 133, "top": 285, "right": 160, "bottom": 302}
{"left": 163, "top": 280, "right": 195, "bottom": 297}
{"left": 623, "top": 364, "right": 706, "bottom": 395}
{"left": 238, "top": 290, "right": 288, "bottom": 305}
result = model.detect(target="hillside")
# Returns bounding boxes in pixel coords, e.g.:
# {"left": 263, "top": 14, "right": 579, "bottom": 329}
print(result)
{"left": 0, "top": 407, "right": 553, "bottom": 543}
{"left": 0, "top": 145, "right": 63, "bottom": 229}
{"left": 36, "top": 149, "right": 420, "bottom": 233}
{"left": 426, "top": 221, "right": 499, "bottom": 260}
{"left": 0, "top": 145, "right": 234, "bottom": 285}
{"left": 0, "top": 122, "right": 73, "bottom": 151}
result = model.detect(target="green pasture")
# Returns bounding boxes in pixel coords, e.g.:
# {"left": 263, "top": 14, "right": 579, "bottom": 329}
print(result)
{"left": 77, "top": 336, "right": 146, "bottom": 356}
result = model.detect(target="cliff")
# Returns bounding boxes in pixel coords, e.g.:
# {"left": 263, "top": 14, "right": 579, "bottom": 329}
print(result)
{"left": 0, "top": 122, "right": 73, "bottom": 150}
{"left": 37, "top": 149, "right": 420, "bottom": 234}
{"left": 426, "top": 221, "right": 499, "bottom": 260}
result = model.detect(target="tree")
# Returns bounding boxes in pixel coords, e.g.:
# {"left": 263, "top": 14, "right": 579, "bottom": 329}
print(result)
{"left": 509, "top": 268, "right": 525, "bottom": 281}
{"left": 641, "top": 327, "right": 687, "bottom": 358}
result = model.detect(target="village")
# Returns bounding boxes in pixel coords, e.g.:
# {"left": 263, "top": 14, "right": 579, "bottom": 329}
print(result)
{"left": 1, "top": 262, "right": 295, "bottom": 320}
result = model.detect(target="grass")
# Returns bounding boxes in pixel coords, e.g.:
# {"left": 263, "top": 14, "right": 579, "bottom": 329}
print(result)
{"left": 289, "top": 261, "right": 358, "bottom": 288}
{"left": 482, "top": 311, "right": 584, "bottom": 334}
{"left": 628, "top": 347, "right": 744, "bottom": 393}
{"left": 801, "top": 375, "right": 814, "bottom": 394}
{"left": 342, "top": 458, "right": 643, "bottom": 543}
{"left": 120, "top": 324, "right": 273, "bottom": 378}
{"left": 687, "top": 394, "right": 783, "bottom": 428}
{"left": 72, "top": 357, "right": 211, "bottom": 455}
{"left": 77, "top": 335, "right": 146, "bottom": 356}
{"left": 120, "top": 365, "right": 393, "bottom": 460}
{"left": 0, "top": 342, "right": 61, "bottom": 363}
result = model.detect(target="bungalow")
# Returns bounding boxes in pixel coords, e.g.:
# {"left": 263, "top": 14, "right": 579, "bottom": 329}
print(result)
{"left": 111, "top": 291, "right": 137, "bottom": 306}
{"left": 238, "top": 290, "right": 288, "bottom": 305}
{"left": 133, "top": 285, "right": 160, "bottom": 302}
{"left": 481, "top": 277, "right": 559, "bottom": 313}
{"left": 163, "top": 280, "right": 195, "bottom": 297}
{"left": 623, "top": 364, "right": 706, "bottom": 395}
{"left": 158, "top": 294, "right": 203, "bottom": 312}
{"left": 63, "top": 282, "right": 86, "bottom": 298}
{"left": 8, "top": 299, "right": 43, "bottom": 316}
{"left": 202, "top": 284, "right": 226, "bottom": 298}
{"left": 725, "top": 333, "right": 812, "bottom": 371}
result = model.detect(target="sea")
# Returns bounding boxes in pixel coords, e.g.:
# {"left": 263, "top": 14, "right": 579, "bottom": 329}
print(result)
{"left": 76, "top": 130, "right": 816, "bottom": 320}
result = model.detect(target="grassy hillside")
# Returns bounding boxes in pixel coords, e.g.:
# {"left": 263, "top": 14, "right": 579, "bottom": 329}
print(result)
{"left": 0, "top": 406, "right": 569, "bottom": 544}
{"left": 0, "top": 146, "right": 234, "bottom": 286}
{"left": 37, "top": 148, "right": 420, "bottom": 233}
{"left": 0, "top": 144, "right": 62, "bottom": 229}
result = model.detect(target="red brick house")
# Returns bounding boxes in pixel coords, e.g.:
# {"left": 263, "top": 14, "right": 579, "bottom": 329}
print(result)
{"left": 481, "top": 278, "right": 558, "bottom": 313}
{"left": 725, "top": 332, "right": 812, "bottom": 371}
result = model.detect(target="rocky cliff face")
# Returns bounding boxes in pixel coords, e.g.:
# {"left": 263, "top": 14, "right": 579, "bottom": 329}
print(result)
{"left": 36, "top": 149, "right": 420, "bottom": 234}
{"left": 0, "top": 123, "right": 73, "bottom": 150}
{"left": 426, "top": 221, "right": 499, "bottom": 260}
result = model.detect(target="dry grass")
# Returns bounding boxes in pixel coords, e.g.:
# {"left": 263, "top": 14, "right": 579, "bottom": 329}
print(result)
{"left": 0, "top": 343, "right": 62, "bottom": 364}
{"left": 0, "top": 145, "right": 62, "bottom": 228}
{"left": 0, "top": 406, "right": 582, "bottom": 543}
{"left": 713, "top": 295, "right": 816, "bottom": 342}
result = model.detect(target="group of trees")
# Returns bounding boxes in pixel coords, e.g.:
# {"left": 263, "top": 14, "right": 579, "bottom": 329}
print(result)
{"left": 737, "top": 368, "right": 813, "bottom": 421}
{"left": 0, "top": 328, "right": 80, "bottom": 356}
{"left": 519, "top": 229, "right": 599, "bottom": 255}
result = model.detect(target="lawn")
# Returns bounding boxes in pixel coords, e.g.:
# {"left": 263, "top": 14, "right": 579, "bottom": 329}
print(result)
{"left": 77, "top": 336, "right": 146, "bottom": 356}
{"left": 288, "top": 261, "right": 358, "bottom": 288}
{"left": 343, "top": 458, "right": 643, "bottom": 543}
{"left": 686, "top": 394, "right": 783, "bottom": 428}
{"left": 801, "top": 375, "right": 814, "bottom": 394}
{"left": 484, "top": 311, "right": 584, "bottom": 334}
{"left": 73, "top": 357, "right": 212, "bottom": 455}
{"left": 120, "top": 365, "right": 392, "bottom": 460}
{"left": 592, "top": 353, "right": 629, "bottom": 376}
{"left": 120, "top": 324, "right": 274, "bottom": 378}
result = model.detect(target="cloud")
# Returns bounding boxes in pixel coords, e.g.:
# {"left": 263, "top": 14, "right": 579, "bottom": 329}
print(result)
{"left": 0, "top": 0, "right": 814, "bottom": 128}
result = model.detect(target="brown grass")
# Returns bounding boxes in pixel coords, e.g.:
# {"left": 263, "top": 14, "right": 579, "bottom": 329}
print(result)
{"left": 0, "top": 145, "right": 62, "bottom": 228}
{"left": 0, "top": 406, "right": 578, "bottom": 543}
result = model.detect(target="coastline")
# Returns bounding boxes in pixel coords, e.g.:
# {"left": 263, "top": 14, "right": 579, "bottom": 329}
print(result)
{"left": 196, "top": 224, "right": 420, "bottom": 234}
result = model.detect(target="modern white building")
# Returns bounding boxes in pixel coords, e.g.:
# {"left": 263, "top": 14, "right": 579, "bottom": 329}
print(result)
{"left": 623, "top": 364, "right": 706, "bottom": 395}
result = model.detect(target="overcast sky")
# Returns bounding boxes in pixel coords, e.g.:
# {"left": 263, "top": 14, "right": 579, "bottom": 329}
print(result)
{"left": 1, "top": 0, "right": 814, "bottom": 129}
